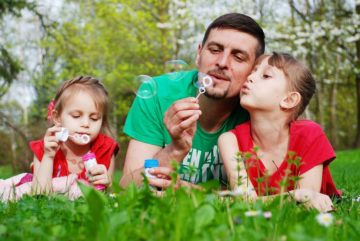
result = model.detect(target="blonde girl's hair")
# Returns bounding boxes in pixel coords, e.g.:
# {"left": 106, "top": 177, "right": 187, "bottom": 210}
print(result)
{"left": 255, "top": 52, "right": 316, "bottom": 120}
{"left": 52, "top": 76, "right": 113, "bottom": 137}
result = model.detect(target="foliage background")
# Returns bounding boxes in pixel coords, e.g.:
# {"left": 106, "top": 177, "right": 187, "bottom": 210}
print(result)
{"left": 0, "top": 0, "right": 359, "bottom": 172}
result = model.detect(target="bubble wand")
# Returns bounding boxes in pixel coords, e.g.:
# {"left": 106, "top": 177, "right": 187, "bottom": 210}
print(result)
{"left": 196, "top": 75, "right": 213, "bottom": 99}
{"left": 55, "top": 127, "right": 91, "bottom": 144}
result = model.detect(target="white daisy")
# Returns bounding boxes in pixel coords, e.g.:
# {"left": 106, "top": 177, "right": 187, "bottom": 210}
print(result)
{"left": 316, "top": 213, "right": 334, "bottom": 227}
{"left": 352, "top": 195, "right": 360, "bottom": 202}
{"left": 245, "top": 210, "right": 261, "bottom": 217}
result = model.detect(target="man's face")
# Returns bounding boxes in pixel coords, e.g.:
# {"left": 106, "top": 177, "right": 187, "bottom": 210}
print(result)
{"left": 195, "top": 28, "right": 259, "bottom": 99}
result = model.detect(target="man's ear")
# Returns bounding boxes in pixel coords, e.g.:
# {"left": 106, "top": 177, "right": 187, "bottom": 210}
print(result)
{"left": 51, "top": 110, "right": 61, "bottom": 125}
{"left": 280, "top": 92, "right": 301, "bottom": 110}
{"left": 195, "top": 44, "right": 202, "bottom": 67}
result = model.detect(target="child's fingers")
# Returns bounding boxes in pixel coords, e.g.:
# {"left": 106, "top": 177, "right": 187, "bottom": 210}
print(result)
{"left": 44, "top": 135, "right": 59, "bottom": 143}
{"left": 89, "top": 164, "right": 107, "bottom": 176}
{"left": 45, "top": 125, "right": 63, "bottom": 137}
{"left": 91, "top": 174, "right": 110, "bottom": 185}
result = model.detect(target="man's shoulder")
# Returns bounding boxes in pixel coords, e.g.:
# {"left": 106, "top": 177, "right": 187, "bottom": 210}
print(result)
{"left": 153, "top": 70, "right": 198, "bottom": 97}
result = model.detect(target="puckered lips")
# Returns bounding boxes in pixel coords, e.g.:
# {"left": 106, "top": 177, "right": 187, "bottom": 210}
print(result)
{"left": 240, "top": 83, "right": 250, "bottom": 94}
{"left": 75, "top": 132, "right": 90, "bottom": 136}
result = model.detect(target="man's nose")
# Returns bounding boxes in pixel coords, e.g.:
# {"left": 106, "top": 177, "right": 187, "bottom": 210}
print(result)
{"left": 216, "top": 52, "right": 230, "bottom": 69}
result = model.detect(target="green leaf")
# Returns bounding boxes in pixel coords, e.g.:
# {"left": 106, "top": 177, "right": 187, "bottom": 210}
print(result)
{"left": 194, "top": 204, "right": 215, "bottom": 234}
{"left": 0, "top": 224, "right": 7, "bottom": 236}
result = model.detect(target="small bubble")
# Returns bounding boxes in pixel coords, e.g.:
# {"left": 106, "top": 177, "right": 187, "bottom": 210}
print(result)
{"left": 132, "top": 75, "right": 158, "bottom": 99}
{"left": 164, "top": 59, "right": 189, "bottom": 81}
{"left": 194, "top": 72, "right": 214, "bottom": 88}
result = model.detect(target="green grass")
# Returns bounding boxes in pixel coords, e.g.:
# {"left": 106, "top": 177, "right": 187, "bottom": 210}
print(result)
{"left": 0, "top": 149, "right": 359, "bottom": 241}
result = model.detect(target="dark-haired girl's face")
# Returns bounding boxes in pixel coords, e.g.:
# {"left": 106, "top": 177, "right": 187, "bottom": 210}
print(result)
{"left": 240, "top": 57, "right": 289, "bottom": 112}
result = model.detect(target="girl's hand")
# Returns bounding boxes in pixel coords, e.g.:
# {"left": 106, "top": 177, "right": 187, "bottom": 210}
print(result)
{"left": 88, "top": 164, "right": 111, "bottom": 187}
{"left": 43, "top": 124, "right": 62, "bottom": 158}
{"left": 295, "top": 189, "right": 334, "bottom": 212}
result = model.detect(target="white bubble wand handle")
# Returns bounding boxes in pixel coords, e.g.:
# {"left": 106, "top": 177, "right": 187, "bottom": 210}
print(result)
{"left": 196, "top": 87, "right": 206, "bottom": 99}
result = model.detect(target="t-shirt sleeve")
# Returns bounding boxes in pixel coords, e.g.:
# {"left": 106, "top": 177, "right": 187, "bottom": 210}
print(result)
{"left": 298, "top": 128, "right": 335, "bottom": 175}
{"left": 123, "top": 90, "right": 165, "bottom": 147}
{"left": 29, "top": 140, "right": 44, "bottom": 161}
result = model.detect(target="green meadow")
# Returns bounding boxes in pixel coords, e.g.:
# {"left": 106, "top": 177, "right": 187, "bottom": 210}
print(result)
{"left": 0, "top": 149, "right": 359, "bottom": 241}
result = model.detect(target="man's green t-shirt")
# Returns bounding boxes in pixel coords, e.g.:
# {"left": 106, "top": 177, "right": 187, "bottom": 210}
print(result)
{"left": 124, "top": 70, "right": 249, "bottom": 184}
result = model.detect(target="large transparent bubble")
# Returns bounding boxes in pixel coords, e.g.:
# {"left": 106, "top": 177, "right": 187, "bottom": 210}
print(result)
{"left": 132, "top": 75, "right": 158, "bottom": 99}
{"left": 164, "top": 59, "right": 189, "bottom": 81}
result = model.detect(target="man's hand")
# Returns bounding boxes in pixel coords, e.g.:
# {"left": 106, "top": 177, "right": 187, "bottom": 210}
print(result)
{"left": 147, "top": 166, "right": 180, "bottom": 190}
{"left": 163, "top": 97, "right": 201, "bottom": 155}
{"left": 147, "top": 166, "right": 202, "bottom": 195}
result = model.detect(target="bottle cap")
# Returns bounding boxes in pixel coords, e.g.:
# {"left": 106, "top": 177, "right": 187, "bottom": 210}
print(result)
{"left": 95, "top": 184, "right": 106, "bottom": 191}
{"left": 144, "top": 159, "right": 159, "bottom": 168}
{"left": 82, "top": 152, "right": 96, "bottom": 161}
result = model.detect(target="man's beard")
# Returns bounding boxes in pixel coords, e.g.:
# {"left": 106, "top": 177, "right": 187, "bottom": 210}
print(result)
{"left": 203, "top": 68, "right": 231, "bottom": 99}
{"left": 203, "top": 85, "right": 230, "bottom": 99}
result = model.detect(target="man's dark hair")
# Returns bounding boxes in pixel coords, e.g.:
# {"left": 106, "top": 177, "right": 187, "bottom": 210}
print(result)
{"left": 202, "top": 13, "right": 265, "bottom": 57}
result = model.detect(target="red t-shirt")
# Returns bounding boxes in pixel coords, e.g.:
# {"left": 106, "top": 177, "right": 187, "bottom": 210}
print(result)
{"left": 231, "top": 120, "right": 341, "bottom": 197}
{"left": 29, "top": 133, "right": 119, "bottom": 181}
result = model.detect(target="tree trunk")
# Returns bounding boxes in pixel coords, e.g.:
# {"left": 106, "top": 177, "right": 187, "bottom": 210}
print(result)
{"left": 314, "top": 87, "right": 324, "bottom": 126}
{"left": 354, "top": 3, "right": 360, "bottom": 148}
{"left": 355, "top": 75, "right": 360, "bottom": 148}
{"left": 10, "top": 129, "right": 18, "bottom": 172}
{"left": 329, "top": 82, "right": 338, "bottom": 147}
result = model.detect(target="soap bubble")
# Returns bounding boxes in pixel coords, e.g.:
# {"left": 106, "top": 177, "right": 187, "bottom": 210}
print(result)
{"left": 194, "top": 72, "right": 214, "bottom": 89}
{"left": 132, "top": 75, "right": 158, "bottom": 99}
{"left": 164, "top": 59, "right": 189, "bottom": 81}
{"left": 73, "top": 134, "right": 91, "bottom": 144}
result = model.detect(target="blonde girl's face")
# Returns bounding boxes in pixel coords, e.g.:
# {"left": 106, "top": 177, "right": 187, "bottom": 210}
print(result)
{"left": 240, "top": 56, "right": 289, "bottom": 111}
{"left": 55, "top": 90, "right": 103, "bottom": 145}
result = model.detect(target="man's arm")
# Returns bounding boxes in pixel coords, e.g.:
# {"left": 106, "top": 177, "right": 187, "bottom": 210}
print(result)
{"left": 120, "top": 139, "right": 162, "bottom": 187}
{"left": 119, "top": 138, "right": 197, "bottom": 188}
{"left": 120, "top": 98, "right": 201, "bottom": 188}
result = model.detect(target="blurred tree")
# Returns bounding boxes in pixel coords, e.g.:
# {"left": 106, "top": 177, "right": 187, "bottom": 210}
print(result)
{"left": 0, "top": 0, "right": 50, "bottom": 172}
{"left": 0, "top": 0, "right": 31, "bottom": 98}
{"left": 266, "top": 0, "right": 358, "bottom": 149}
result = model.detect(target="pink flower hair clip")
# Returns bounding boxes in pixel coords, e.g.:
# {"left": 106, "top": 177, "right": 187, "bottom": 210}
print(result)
{"left": 47, "top": 99, "right": 56, "bottom": 121}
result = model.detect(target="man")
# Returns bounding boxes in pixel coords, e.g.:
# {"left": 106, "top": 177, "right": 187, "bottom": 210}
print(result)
{"left": 120, "top": 13, "right": 265, "bottom": 189}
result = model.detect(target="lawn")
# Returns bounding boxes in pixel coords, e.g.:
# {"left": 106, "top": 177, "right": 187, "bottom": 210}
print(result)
{"left": 0, "top": 149, "right": 359, "bottom": 241}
